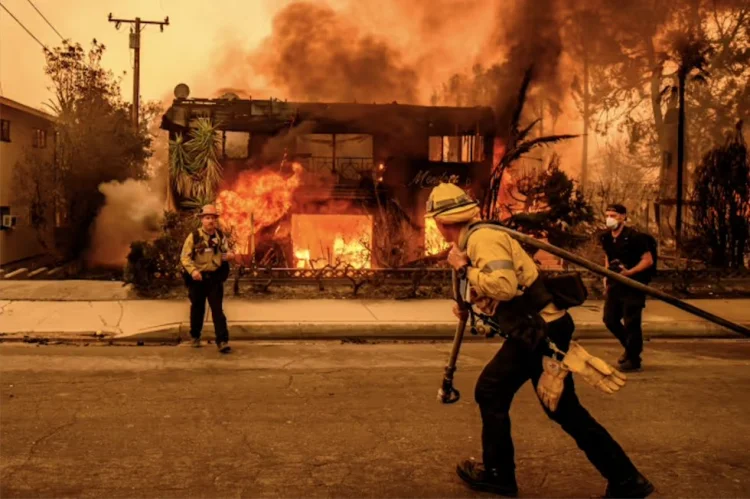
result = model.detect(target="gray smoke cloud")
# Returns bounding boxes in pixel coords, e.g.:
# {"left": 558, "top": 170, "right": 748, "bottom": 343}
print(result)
{"left": 250, "top": 2, "right": 419, "bottom": 104}
{"left": 86, "top": 179, "right": 165, "bottom": 268}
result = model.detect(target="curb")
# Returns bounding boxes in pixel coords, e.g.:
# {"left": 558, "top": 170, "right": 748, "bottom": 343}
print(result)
{"left": 3, "top": 321, "right": 747, "bottom": 344}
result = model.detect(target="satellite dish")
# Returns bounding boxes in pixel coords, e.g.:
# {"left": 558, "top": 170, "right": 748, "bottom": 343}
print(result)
{"left": 174, "top": 83, "right": 190, "bottom": 99}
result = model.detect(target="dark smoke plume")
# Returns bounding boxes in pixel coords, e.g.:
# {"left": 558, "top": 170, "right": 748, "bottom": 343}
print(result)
{"left": 488, "top": 0, "right": 564, "bottom": 138}
{"left": 251, "top": 2, "right": 419, "bottom": 104}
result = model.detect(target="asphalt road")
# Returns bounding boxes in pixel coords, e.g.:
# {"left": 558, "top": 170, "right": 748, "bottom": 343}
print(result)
{"left": 1, "top": 339, "right": 749, "bottom": 498}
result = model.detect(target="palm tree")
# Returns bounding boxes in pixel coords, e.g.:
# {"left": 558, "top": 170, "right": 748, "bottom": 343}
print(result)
{"left": 666, "top": 30, "right": 712, "bottom": 248}
{"left": 168, "top": 118, "right": 224, "bottom": 210}
{"left": 482, "top": 67, "right": 578, "bottom": 220}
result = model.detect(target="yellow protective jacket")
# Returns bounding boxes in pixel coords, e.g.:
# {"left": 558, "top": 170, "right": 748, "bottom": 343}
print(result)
{"left": 180, "top": 228, "right": 229, "bottom": 275}
{"left": 458, "top": 225, "right": 564, "bottom": 323}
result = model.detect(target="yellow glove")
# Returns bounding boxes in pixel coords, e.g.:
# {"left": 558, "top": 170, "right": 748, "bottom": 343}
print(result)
{"left": 561, "top": 342, "right": 627, "bottom": 394}
{"left": 536, "top": 356, "right": 569, "bottom": 412}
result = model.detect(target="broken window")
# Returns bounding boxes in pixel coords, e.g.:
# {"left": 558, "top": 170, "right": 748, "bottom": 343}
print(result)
{"left": 429, "top": 135, "right": 485, "bottom": 163}
{"left": 296, "top": 134, "right": 374, "bottom": 179}
{"left": 223, "top": 131, "right": 250, "bottom": 159}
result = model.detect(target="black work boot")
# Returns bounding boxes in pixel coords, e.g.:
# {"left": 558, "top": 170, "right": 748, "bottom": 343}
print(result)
{"left": 605, "top": 472, "right": 655, "bottom": 498}
{"left": 456, "top": 459, "right": 518, "bottom": 497}
{"left": 217, "top": 341, "right": 231, "bottom": 354}
{"left": 619, "top": 358, "right": 642, "bottom": 372}
{"left": 617, "top": 351, "right": 627, "bottom": 364}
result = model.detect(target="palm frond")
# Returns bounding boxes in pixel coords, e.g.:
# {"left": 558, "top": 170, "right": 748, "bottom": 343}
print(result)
{"left": 503, "top": 134, "right": 579, "bottom": 165}
{"left": 516, "top": 119, "right": 540, "bottom": 144}
{"left": 509, "top": 67, "right": 534, "bottom": 139}
{"left": 169, "top": 134, "right": 191, "bottom": 178}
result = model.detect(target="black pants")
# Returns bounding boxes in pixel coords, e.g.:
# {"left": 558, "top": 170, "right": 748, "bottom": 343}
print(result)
{"left": 603, "top": 289, "right": 644, "bottom": 363}
{"left": 475, "top": 313, "right": 639, "bottom": 483}
{"left": 187, "top": 274, "right": 229, "bottom": 343}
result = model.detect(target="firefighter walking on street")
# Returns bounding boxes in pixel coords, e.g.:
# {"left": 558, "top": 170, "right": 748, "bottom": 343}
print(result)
{"left": 181, "top": 204, "right": 235, "bottom": 353}
{"left": 426, "top": 183, "right": 654, "bottom": 498}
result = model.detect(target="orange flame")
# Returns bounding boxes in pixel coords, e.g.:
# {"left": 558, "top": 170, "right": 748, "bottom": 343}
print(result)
{"left": 216, "top": 163, "right": 304, "bottom": 253}
{"left": 291, "top": 214, "right": 372, "bottom": 269}
{"left": 424, "top": 218, "right": 450, "bottom": 255}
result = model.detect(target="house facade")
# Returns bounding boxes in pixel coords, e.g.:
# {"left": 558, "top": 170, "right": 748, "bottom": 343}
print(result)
{"left": 0, "top": 97, "right": 56, "bottom": 266}
{"left": 161, "top": 91, "right": 497, "bottom": 267}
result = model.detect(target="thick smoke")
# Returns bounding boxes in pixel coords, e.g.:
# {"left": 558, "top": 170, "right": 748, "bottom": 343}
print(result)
{"left": 86, "top": 179, "right": 165, "bottom": 268}
{"left": 486, "top": 0, "right": 564, "bottom": 137}
{"left": 251, "top": 2, "right": 419, "bottom": 104}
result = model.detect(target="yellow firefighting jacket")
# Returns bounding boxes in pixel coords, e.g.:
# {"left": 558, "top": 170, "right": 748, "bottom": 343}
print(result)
{"left": 180, "top": 228, "right": 228, "bottom": 275}
{"left": 458, "top": 225, "right": 565, "bottom": 323}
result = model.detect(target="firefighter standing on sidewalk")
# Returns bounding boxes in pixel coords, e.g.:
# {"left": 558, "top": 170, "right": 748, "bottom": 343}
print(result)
{"left": 180, "top": 204, "right": 235, "bottom": 353}
{"left": 426, "top": 182, "right": 654, "bottom": 498}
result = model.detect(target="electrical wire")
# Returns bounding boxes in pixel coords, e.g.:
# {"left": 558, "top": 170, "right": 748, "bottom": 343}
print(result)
{"left": 25, "top": 0, "right": 64, "bottom": 40}
{"left": 0, "top": 1, "right": 47, "bottom": 49}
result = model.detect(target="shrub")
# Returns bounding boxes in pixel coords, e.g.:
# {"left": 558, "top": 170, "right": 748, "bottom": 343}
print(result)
{"left": 124, "top": 211, "right": 198, "bottom": 295}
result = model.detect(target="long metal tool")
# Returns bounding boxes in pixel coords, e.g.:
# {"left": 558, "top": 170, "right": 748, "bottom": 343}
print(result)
{"left": 437, "top": 270, "right": 469, "bottom": 404}
{"left": 495, "top": 225, "right": 750, "bottom": 338}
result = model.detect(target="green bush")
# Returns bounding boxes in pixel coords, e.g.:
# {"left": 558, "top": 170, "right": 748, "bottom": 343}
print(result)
{"left": 124, "top": 211, "right": 198, "bottom": 296}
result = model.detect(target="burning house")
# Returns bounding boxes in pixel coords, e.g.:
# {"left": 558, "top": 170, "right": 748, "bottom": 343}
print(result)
{"left": 160, "top": 85, "right": 496, "bottom": 269}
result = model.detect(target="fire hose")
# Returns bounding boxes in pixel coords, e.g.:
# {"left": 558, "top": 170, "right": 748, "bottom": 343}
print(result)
{"left": 438, "top": 225, "right": 750, "bottom": 404}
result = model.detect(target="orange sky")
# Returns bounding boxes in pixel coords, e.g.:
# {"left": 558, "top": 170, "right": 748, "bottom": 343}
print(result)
{"left": 0, "top": 0, "right": 600, "bottom": 181}
{"left": 0, "top": 0, "right": 287, "bottom": 109}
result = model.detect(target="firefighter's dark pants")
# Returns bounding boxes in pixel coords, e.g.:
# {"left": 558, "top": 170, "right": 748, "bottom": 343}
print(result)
{"left": 187, "top": 272, "right": 229, "bottom": 344}
{"left": 475, "top": 312, "right": 640, "bottom": 483}
{"left": 603, "top": 287, "right": 645, "bottom": 364}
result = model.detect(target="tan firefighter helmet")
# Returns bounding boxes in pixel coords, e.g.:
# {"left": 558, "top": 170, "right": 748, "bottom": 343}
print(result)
{"left": 424, "top": 182, "right": 480, "bottom": 223}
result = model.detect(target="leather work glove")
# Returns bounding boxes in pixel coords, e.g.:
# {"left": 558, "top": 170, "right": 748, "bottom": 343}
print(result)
{"left": 468, "top": 287, "right": 499, "bottom": 316}
{"left": 561, "top": 342, "right": 627, "bottom": 394}
{"left": 536, "top": 356, "right": 569, "bottom": 412}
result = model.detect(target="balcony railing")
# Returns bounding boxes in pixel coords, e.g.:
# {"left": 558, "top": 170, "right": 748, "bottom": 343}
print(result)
{"left": 293, "top": 156, "right": 375, "bottom": 182}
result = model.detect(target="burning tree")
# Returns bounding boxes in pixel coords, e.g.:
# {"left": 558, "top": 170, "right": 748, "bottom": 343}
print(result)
{"left": 689, "top": 121, "right": 749, "bottom": 269}
{"left": 481, "top": 69, "right": 587, "bottom": 249}
{"left": 482, "top": 69, "right": 578, "bottom": 220}
{"left": 502, "top": 154, "right": 595, "bottom": 249}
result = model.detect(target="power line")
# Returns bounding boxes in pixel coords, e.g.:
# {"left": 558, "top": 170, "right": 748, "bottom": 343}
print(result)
{"left": 26, "top": 0, "right": 64, "bottom": 40}
{"left": 0, "top": 1, "right": 47, "bottom": 50}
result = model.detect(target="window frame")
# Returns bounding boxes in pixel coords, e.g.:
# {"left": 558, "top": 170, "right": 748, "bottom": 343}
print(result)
{"left": 428, "top": 134, "right": 485, "bottom": 163}
{"left": 0, "top": 119, "right": 10, "bottom": 142}
{"left": 32, "top": 128, "right": 47, "bottom": 148}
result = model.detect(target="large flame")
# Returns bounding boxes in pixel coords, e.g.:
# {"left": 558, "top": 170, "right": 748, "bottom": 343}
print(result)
{"left": 216, "top": 163, "right": 304, "bottom": 253}
{"left": 424, "top": 217, "right": 450, "bottom": 255}
{"left": 292, "top": 214, "right": 372, "bottom": 269}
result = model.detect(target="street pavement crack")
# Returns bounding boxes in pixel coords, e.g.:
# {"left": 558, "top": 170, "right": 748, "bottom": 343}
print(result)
{"left": 2, "top": 411, "right": 79, "bottom": 485}
{"left": 115, "top": 301, "right": 125, "bottom": 333}
{"left": 0, "top": 300, "right": 12, "bottom": 315}
{"left": 88, "top": 302, "right": 108, "bottom": 328}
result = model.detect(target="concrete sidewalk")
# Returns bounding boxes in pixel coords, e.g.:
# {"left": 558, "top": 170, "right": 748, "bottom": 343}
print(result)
{"left": 1, "top": 297, "right": 749, "bottom": 343}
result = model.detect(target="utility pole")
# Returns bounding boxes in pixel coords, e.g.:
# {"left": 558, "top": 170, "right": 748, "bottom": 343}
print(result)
{"left": 108, "top": 13, "right": 169, "bottom": 128}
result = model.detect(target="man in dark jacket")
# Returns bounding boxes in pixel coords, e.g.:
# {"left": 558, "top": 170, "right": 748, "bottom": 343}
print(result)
{"left": 599, "top": 204, "right": 654, "bottom": 371}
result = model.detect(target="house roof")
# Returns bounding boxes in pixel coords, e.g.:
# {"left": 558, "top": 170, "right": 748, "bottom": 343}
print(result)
{"left": 0, "top": 96, "right": 56, "bottom": 122}
{"left": 161, "top": 98, "right": 496, "bottom": 136}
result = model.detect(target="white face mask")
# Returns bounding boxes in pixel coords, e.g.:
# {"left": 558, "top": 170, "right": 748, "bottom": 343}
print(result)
{"left": 605, "top": 217, "right": 619, "bottom": 229}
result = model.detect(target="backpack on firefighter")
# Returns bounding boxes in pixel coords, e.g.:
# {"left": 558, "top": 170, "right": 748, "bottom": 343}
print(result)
{"left": 462, "top": 221, "right": 589, "bottom": 311}
{"left": 182, "top": 228, "right": 231, "bottom": 285}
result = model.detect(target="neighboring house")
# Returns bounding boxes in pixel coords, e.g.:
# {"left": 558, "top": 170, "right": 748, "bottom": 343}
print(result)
{"left": 0, "top": 96, "right": 56, "bottom": 266}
